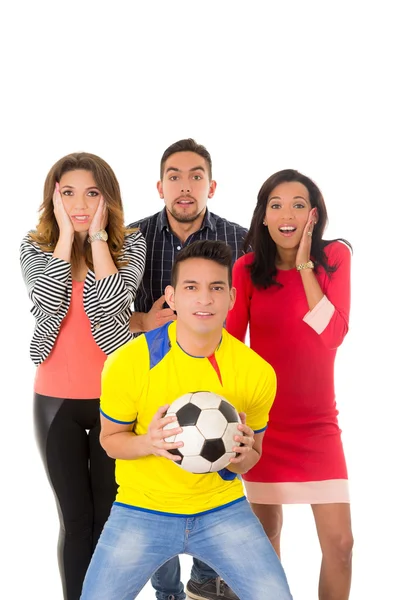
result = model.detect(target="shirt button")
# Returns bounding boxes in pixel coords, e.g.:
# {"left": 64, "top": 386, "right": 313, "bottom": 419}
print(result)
{"left": 176, "top": 245, "right": 181, "bottom": 250}
{"left": 94, "top": 323, "right": 101, "bottom": 330}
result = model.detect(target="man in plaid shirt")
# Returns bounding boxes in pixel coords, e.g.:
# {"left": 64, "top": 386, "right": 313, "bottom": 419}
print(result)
{"left": 127, "top": 138, "right": 247, "bottom": 600}
{"left": 129, "top": 139, "right": 247, "bottom": 337}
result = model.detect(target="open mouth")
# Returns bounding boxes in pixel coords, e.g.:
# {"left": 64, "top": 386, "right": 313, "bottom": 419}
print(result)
{"left": 279, "top": 226, "right": 296, "bottom": 236}
{"left": 194, "top": 311, "right": 214, "bottom": 317}
{"left": 72, "top": 215, "right": 90, "bottom": 222}
{"left": 176, "top": 197, "right": 194, "bottom": 206}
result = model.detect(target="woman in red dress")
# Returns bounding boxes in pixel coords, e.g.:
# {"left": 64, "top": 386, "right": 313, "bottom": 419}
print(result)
{"left": 226, "top": 169, "right": 353, "bottom": 600}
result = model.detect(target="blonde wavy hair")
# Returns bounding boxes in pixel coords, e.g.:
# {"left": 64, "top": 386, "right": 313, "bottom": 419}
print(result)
{"left": 29, "top": 152, "right": 137, "bottom": 269}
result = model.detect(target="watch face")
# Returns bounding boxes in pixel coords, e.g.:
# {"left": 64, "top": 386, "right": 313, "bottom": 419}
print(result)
{"left": 90, "top": 229, "right": 108, "bottom": 242}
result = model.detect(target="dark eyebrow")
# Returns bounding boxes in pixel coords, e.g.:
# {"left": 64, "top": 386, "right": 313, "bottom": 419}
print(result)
{"left": 269, "top": 195, "right": 308, "bottom": 202}
{"left": 60, "top": 185, "right": 99, "bottom": 190}
{"left": 165, "top": 166, "right": 206, "bottom": 174}
{"left": 182, "top": 280, "right": 227, "bottom": 285}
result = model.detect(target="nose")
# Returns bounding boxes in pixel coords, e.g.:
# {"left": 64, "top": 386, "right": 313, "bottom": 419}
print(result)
{"left": 281, "top": 208, "right": 294, "bottom": 220}
{"left": 180, "top": 179, "right": 191, "bottom": 194}
{"left": 74, "top": 194, "right": 89, "bottom": 209}
{"left": 197, "top": 289, "right": 213, "bottom": 306}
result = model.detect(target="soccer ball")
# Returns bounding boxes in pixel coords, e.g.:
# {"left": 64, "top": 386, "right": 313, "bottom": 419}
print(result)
{"left": 163, "top": 391, "right": 242, "bottom": 474}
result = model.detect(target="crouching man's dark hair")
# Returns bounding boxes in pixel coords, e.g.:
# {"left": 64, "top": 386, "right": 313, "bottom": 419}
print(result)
{"left": 171, "top": 240, "right": 233, "bottom": 288}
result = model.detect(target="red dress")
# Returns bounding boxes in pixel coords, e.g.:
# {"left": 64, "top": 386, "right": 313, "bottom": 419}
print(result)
{"left": 226, "top": 241, "right": 351, "bottom": 504}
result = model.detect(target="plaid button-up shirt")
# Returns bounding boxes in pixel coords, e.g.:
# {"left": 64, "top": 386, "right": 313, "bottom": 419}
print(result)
{"left": 128, "top": 208, "right": 248, "bottom": 314}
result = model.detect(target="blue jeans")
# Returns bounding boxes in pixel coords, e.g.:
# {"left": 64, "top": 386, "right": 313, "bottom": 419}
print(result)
{"left": 151, "top": 556, "right": 215, "bottom": 600}
{"left": 80, "top": 500, "right": 293, "bottom": 600}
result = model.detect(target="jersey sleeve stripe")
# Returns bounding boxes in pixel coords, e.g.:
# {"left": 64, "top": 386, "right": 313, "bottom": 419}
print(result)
{"left": 100, "top": 408, "right": 136, "bottom": 425}
{"left": 253, "top": 425, "right": 268, "bottom": 434}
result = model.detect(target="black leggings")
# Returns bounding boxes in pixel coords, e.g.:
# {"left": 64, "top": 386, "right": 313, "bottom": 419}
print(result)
{"left": 34, "top": 393, "right": 117, "bottom": 600}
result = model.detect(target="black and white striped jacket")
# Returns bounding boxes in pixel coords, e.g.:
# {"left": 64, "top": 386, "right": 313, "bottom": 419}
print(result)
{"left": 20, "top": 231, "right": 147, "bottom": 365}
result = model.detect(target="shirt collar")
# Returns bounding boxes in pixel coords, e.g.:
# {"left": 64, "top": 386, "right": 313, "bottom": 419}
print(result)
{"left": 156, "top": 207, "right": 216, "bottom": 234}
{"left": 157, "top": 208, "right": 169, "bottom": 232}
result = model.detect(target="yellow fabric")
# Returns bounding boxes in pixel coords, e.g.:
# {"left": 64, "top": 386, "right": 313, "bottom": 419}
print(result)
{"left": 100, "top": 321, "right": 276, "bottom": 515}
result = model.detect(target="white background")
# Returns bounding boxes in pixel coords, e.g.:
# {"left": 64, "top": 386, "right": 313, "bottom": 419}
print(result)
{"left": 1, "top": 1, "right": 396, "bottom": 599}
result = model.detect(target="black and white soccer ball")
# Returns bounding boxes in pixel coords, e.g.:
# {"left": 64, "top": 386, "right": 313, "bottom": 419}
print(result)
{"left": 163, "top": 391, "right": 242, "bottom": 474}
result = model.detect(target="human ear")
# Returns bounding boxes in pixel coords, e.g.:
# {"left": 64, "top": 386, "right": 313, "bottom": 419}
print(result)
{"left": 157, "top": 180, "right": 164, "bottom": 199}
{"left": 208, "top": 180, "right": 217, "bottom": 198}
{"left": 165, "top": 285, "right": 175, "bottom": 310}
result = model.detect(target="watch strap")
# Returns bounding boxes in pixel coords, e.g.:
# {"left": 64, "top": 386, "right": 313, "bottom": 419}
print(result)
{"left": 88, "top": 229, "right": 108, "bottom": 243}
{"left": 296, "top": 260, "right": 314, "bottom": 271}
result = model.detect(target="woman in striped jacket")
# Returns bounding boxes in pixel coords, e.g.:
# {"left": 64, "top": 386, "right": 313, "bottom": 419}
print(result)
{"left": 20, "top": 152, "right": 146, "bottom": 600}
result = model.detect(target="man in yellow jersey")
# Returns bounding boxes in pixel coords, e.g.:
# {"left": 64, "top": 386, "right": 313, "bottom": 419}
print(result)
{"left": 81, "top": 240, "right": 292, "bottom": 600}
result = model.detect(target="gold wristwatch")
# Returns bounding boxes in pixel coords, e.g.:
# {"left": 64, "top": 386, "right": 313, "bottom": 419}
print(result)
{"left": 296, "top": 260, "right": 314, "bottom": 271}
{"left": 88, "top": 229, "right": 108, "bottom": 243}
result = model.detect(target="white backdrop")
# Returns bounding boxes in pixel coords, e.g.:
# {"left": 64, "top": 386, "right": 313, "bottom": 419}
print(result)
{"left": 1, "top": 1, "right": 396, "bottom": 599}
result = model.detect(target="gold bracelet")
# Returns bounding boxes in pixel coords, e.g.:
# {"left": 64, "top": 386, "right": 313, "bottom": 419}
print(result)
{"left": 88, "top": 229, "right": 108, "bottom": 244}
{"left": 296, "top": 260, "right": 314, "bottom": 271}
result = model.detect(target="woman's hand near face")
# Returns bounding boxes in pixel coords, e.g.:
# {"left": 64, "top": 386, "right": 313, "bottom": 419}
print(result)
{"left": 89, "top": 196, "right": 108, "bottom": 236}
{"left": 53, "top": 183, "right": 75, "bottom": 240}
{"left": 52, "top": 183, "right": 74, "bottom": 262}
{"left": 296, "top": 207, "right": 317, "bottom": 267}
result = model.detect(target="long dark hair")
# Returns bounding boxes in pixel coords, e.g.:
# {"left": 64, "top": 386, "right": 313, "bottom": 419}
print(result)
{"left": 244, "top": 169, "right": 352, "bottom": 288}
